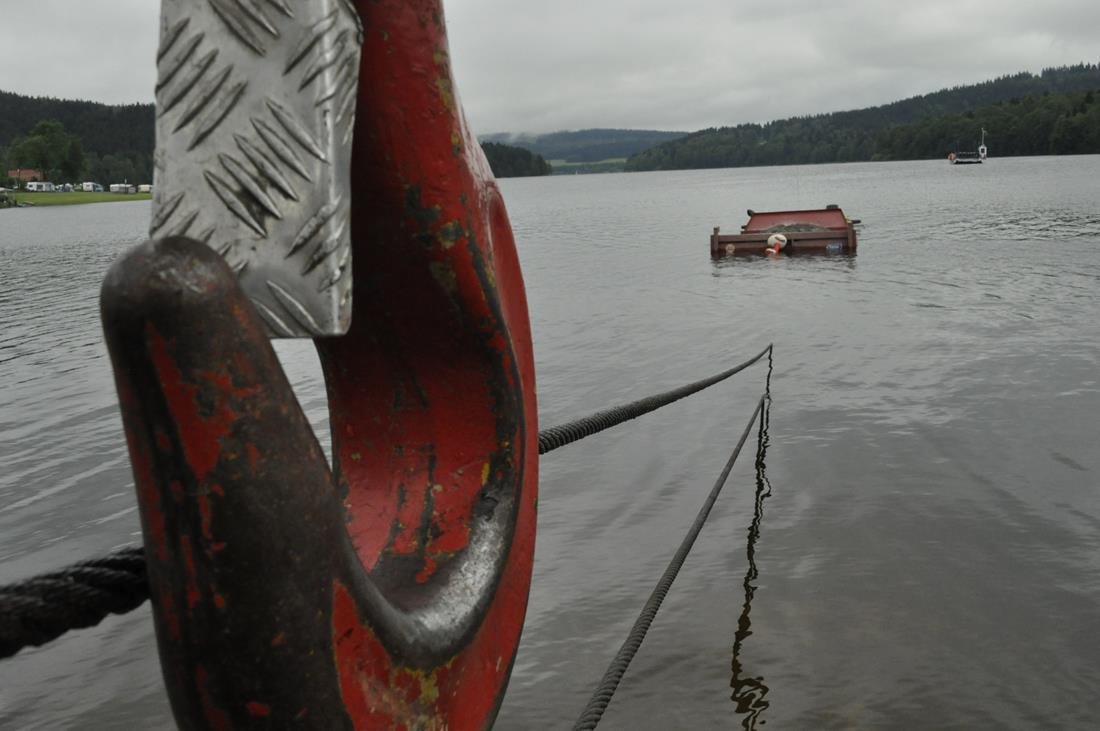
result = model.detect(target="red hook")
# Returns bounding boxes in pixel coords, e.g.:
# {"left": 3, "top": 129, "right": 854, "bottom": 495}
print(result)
{"left": 101, "top": 1, "right": 538, "bottom": 727}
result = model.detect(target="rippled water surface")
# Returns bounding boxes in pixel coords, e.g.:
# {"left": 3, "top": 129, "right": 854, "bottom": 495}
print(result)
{"left": 2, "top": 157, "right": 1099, "bottom": 728}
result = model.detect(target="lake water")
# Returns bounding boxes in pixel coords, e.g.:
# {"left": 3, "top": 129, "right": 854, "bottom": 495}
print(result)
{"left": 2, "top": 157, "right": 1099, "bottom": 728}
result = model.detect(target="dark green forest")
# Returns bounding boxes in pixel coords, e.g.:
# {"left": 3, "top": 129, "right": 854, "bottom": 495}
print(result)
{"left": 627, "top": 64, "right": 1100, "bottom": 170}
{"left": 0, "top": 91, "right": 154, "bottom": 184}
{"left": 4, "top": 63, "right": 1100, "bottom": 185}
{"left": 480, "top": 142, "right": 552, "bottom": 177}
{"left": 0, "top": 89, "right": 553, "bottom": 183}
{"left": 480, "top": 129, "right": 686, "bottom": 163}
{"left": 4, "top": 120, "right": 86, "bottom": 182}
{"left": 876, "top": 90, "right": 1100, "bottom": 159}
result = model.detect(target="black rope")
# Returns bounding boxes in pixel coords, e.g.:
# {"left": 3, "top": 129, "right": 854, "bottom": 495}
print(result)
{"left": 0, "top": 345, "right": 772, "bottom": 660}
{"left": 539, "top": 344, "right": 772, "bottom": 454}
{"left": 0, "top": 546, "right": 147, "bottom": 659}
{"left": 573, "top": 394, "right": 767, "bottom": 730}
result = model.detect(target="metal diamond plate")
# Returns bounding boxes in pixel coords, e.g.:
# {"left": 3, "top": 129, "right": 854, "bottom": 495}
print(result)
{"left": 151, "top": 0, "right": 362, "bottom": 337}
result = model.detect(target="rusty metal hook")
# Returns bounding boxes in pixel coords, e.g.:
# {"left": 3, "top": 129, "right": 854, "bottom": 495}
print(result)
{"left": 102, "top": 1, "right": 537, "bottom": 727}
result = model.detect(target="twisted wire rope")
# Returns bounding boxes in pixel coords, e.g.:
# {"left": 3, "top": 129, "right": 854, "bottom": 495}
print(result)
{"left": 572, "top": 395, "right": 767, "bottom": 730}
{"left": 539, "top": 345, "right": 771, "bottom": 454}
{"left": 0, "top": 547, "right": 147, "bottom": 659}
{"left": 1, "top": 345, "right": 772, "bottom": 660}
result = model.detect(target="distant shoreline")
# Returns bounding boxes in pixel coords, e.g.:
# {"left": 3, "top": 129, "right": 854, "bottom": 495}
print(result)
{"left": 2, "top": 192, "right": 152, "bottom": 208}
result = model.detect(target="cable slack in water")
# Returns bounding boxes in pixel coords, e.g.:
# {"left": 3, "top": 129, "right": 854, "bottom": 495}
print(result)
{"left": 573, "top": 391, "right": 771, "bottom": 731}
{"left": 730, "top": 392, "right": 774, "bottom": 728}
{"left": 0, "top": 345, "right": 773, "bottom": 661}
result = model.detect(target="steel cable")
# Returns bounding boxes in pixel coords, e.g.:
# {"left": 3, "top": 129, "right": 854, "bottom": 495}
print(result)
{"left": 539, "top": 344, "right": 772, "bottom": 454}
{"left": 0, "top": 345, "right": 772, "bottom": 659}
{"left": 573, "top": 394, "right": 767, "bottom": 730}
{"left": 0, "top": 547, "right": 148, "bottom": 659}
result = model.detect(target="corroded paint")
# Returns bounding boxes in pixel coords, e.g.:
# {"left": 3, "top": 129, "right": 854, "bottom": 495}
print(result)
{"left": 316, "top": 0, "right": 538, "bottom": 723}
{"left": 332, "top": 580, "right": 418, "bottom": 726}
{"left": 179, "top": 535, "right": 202, "bottom": 612}
{"left": 147, "top": 325, "right": 236, "bottom": 483}
{"left": 245, "top": 701, "right": 271, "bottom": 717}
{"left": 102, "top": 0, "right": 537, "bottom": 727}
{"left": 195, "top": 665, "right": 232, "bottom": 731}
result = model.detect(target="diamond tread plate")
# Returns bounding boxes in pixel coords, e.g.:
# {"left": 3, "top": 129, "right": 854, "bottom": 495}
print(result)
{"left": 151, "top": 0, "right": 362, "bottom": 337}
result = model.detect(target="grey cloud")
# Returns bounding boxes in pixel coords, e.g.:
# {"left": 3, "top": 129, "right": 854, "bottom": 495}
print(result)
{"left": 447, "top": 0, "right": 1100, "bottom": 133}
{"left": 1, "top": 0, "right": 1098, "bottom": 137}
{"left": 0, "top": 1, "right": 157, "bottom": 105}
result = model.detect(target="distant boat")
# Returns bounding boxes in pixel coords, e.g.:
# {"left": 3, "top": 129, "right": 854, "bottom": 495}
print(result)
{"left": 949, "top": 128, "right": 988, "bottom": 165}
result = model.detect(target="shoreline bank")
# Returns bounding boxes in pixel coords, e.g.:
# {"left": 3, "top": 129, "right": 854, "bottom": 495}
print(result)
{"left": 1, "top": 192, "right": 152, "bottom": 208}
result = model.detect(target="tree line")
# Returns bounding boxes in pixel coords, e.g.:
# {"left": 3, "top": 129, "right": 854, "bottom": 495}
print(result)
{"left": 1, "top": 118, "right": 151, "bottom": 186}
{"left": 481, "top": 129, "right": 686, "bottom": 163}
{"left": 0, "top": 89, "right": 556, "bottom": 184}
{"left": 4, "top": 120, "right": 85, "bottom": 181}
{"left": 875, "top": 89, "right": 1100, "bottom": 159}
{"left": 0, "top": 90, "right": 153, "bottom": 185}
{"left": 626, "top": 64, "right": 1100, "bottom": 170}
{"left": 5, "top": 63, "right": 1098, "bottom": 185}
{"left": 480, "top": 142, "right": 552, "bottom": 177}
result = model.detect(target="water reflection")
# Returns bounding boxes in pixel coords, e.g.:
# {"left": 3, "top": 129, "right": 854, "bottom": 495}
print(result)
{"left": 730, "top": 363, "right": 773, "bottom": 729}
{"left": 711, "top": 253, "right": 858, "bottom": 275}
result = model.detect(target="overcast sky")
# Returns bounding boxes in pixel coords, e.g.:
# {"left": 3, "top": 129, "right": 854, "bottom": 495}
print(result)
{"left": 2, "top": 1, "right": 1099, "bottom": 135}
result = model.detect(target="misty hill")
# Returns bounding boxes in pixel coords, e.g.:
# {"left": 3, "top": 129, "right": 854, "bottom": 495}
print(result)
{"left": 626, "top": 63, "right": 1100, "bottom": 170}
{"left": 480, "top": 129, "right": 686, "bottom": 163}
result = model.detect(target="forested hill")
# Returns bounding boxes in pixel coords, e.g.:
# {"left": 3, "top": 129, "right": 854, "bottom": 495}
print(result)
{"left": 0, "top": 91, "right": 153, "bottom": 160}
{"left": 480, "top": 142, "right": 552, "bottom": 177}
{"left": 626, "top": 64, "right": 1100, "bottom": 170}
{"left": 0, "top": 90, "right": 155, "bottom": 182}
{"left": 875, "top": 89, "right": 1100, "bottom": 159}
{"left": 480, "top": 129, "right": 686, "bottom": 163}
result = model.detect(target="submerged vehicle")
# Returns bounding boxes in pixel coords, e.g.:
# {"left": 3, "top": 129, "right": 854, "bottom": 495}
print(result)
{"left": 711, "top": 204, "right": 859, "bottom": 256}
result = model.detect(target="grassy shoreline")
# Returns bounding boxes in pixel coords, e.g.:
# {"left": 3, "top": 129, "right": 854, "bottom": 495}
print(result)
{"left": 4, "top": 191, "right": 152, "bottom": 207}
